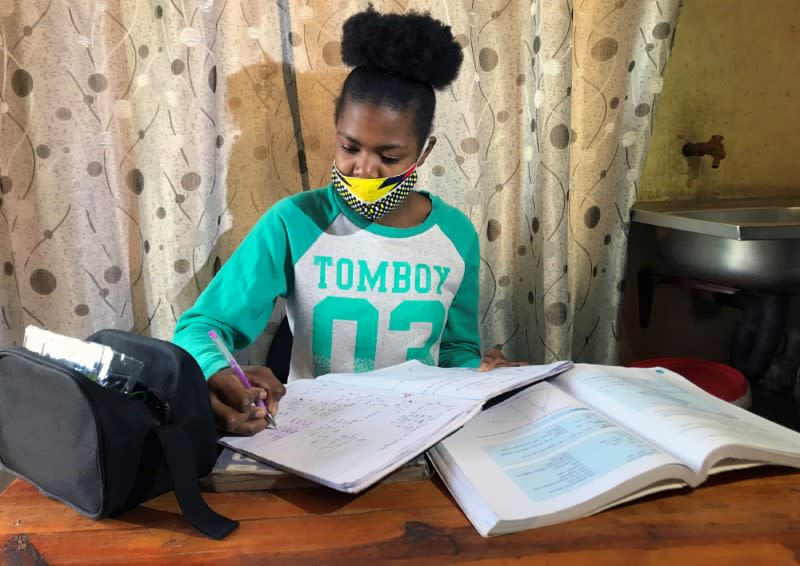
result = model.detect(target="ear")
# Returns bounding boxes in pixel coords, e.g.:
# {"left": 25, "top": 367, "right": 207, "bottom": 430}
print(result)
{"left": 416, "top": 136, "right": 437, "bottom": 168}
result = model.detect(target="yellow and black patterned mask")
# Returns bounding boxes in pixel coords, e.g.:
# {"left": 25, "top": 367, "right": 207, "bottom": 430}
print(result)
{"left": 331, "top": 162, "right": 418, "bottom": 221}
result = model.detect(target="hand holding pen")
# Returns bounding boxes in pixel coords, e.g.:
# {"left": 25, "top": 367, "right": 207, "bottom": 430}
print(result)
{"left": 207, "top": 330, "right": 285, "bottom": 434}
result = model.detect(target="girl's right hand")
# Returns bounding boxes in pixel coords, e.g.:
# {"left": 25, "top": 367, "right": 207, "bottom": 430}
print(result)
{"left": 207, "top": 366, "right": 286, "bottom": 435}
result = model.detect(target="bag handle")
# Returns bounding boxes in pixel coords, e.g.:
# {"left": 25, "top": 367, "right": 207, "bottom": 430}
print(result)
{"left": 156, "top": 426, "right": 239, "bottom": 540}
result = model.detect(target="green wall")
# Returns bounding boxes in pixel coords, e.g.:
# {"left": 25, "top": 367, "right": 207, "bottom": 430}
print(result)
{"left": 622, "top": 0, "right": 800, "bottom": 369}
{"left": 639, "top": 0, "right": 800, "bottom": 202}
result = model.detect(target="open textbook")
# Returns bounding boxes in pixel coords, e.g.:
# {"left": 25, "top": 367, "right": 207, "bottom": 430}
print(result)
{"left": 429, "top": 363, "right": 800, "bottom": 537}
{"left": 221, "top": 359, "right": 572, "bottom": 493}
{"left": 202, "top": 448, "right": 432, "bottom": 492}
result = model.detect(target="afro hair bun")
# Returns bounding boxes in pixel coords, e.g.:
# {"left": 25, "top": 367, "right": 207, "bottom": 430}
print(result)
{"left": 341, "top": 7, "right": 463, "bottom": 90}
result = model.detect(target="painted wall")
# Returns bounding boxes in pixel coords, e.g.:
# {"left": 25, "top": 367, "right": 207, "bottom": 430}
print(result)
{"left": 622, "top": 0, "right": 800, "bottom": 363}
{"left": 638, "top": 0, "right": 800, "bottom": 202}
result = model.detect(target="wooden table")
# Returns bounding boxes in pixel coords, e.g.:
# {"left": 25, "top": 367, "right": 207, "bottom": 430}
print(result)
{"left": 1, "top": 469, "right": 799, "bottom": 564}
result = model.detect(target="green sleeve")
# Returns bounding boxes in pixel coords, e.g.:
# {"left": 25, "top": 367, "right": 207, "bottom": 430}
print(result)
{"left": 172, "top": 204, "right": 292, "bottom": 379}
{"left": 173, "top": 189, "right": 337, "bottom": 378}
{"left": 436, "top": 208, "right": 482, "bottom": 368}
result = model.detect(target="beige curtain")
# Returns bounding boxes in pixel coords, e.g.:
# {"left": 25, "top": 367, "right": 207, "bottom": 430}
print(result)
{"left": 0, "top": 0, "right": 681, "bottom": 365}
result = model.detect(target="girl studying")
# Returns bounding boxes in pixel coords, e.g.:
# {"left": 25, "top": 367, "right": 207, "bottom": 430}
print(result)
{"left": 173, "top": 7, "right": 524, "bottom": 435}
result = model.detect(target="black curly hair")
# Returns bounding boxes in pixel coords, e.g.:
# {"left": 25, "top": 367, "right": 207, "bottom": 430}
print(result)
{"left": 335, "top": 6, "right": 463, "bottom": 149}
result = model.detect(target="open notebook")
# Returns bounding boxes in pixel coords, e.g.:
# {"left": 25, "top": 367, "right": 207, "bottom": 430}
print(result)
{"left": 428, "top": 363, "right": 800, "bottom": 536}
{"left": 220, "top": 359, "right": 572, "bottom": 493}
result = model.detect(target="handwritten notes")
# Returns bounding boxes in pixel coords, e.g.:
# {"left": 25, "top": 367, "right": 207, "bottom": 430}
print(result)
{"left": 222, "top": 379, "right": 478, "bottom": 492}
{"left": 221, "top": 359, "right": 574, "bottom": 493}
{"left": 323, "top": 359, "right": 573, "bottom": 401}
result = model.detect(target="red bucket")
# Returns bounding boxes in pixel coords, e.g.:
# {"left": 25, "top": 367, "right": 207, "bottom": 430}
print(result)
{"left": 628, "top": 357, "right": 751, "bottom": 408}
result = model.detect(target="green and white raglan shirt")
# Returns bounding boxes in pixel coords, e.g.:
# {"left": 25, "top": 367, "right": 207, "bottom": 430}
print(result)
{"left": 173, "top": 184, "right": 481, "bottom": 382}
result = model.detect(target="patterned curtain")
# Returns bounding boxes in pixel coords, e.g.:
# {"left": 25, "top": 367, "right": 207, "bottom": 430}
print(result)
{"left": 0, "top": 0, "right": 681, "bottom": 365}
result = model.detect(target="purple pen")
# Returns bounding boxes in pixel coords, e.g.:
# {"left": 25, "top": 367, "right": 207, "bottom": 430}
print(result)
{"left": 208, "top": 329, "right": 278, "bottom": 429}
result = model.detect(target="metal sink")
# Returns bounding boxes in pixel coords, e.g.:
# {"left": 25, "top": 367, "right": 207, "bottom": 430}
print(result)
{"left": 631, "top": 199, "right": 800, "bottom": 292}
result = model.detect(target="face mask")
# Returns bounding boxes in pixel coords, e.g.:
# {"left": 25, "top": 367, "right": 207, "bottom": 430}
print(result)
{"left": 332, "top": 139, "right": 429, "bottom": 221}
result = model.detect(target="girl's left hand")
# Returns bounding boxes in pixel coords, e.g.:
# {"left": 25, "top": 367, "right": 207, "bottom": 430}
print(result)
{"left": 478, "top": 348, "right": 528, "bottom": 371}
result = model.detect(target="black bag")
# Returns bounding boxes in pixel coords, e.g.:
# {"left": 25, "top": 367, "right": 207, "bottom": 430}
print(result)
{"left": 0, "top": 329, "right": 238, "bottom": 539}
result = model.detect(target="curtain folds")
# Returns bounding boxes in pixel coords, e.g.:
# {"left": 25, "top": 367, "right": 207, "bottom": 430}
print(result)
{"left": 0, "top": 0, "right": 681, "bottom": 365}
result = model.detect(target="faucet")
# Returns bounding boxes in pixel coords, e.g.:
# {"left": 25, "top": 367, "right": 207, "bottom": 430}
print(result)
{"left": 682, "top": 135, "right": 726, "bottom": 168}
